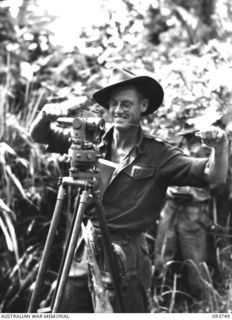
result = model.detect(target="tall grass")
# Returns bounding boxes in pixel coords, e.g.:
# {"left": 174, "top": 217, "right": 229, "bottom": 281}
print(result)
{"left": 1, "top": 36, "right": 232, "bottom": 314}
{"left": 0, "top": 57, "right": 63, "bottom": 311}
{"left": 2, "top": 83, "right": 232, "bottom": 313}
{"left": 152, "top": 229, "right": 232, "bottom": 313}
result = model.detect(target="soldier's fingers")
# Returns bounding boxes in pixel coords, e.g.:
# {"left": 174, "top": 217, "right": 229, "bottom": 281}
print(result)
{"left": 211, "top": 130, "right": 218, "bottom": 140}
{"left": 200, "top": 128, "right": 223, "bottom": 141}
{"left": 215, "top": 129, "right": 224, "bottom": 143}
{"left": 200, "top": 131, "right": 212, "bottom": 140}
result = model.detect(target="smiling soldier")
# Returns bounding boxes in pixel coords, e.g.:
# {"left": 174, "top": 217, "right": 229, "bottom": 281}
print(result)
{"left": 30, "top": 68, "right": 228, "bottom": 313}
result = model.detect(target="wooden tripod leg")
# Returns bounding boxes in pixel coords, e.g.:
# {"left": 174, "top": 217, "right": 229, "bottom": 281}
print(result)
{"left": 28, "top": 184, "right": 66, "bottom": 313}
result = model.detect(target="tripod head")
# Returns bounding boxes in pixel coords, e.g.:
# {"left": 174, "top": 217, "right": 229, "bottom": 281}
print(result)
{"left": 57, "top": 111, "right": 105, "bottom": 179}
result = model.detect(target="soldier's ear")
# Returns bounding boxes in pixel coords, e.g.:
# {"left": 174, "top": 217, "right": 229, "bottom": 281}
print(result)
{"left": 140, "top": 99, "right": 149, "bottom": 113}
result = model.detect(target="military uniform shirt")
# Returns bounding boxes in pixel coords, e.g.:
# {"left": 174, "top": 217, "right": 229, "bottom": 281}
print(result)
{"left": 46, "top": 125, "right": 209, "bottom": 234}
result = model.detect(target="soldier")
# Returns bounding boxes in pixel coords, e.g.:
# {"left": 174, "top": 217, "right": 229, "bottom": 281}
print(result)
{"left": 155, "top": 129, "right": 219, "bottom": 301}
{"left": 29, "top": 68, "right": 228, "bottom": 312}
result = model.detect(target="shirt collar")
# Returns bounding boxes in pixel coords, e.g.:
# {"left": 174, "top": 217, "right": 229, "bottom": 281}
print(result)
{"left": 98, "top": 125, "right": 146, "bottom": 158}
{"left": 135, "top": 127, "right": 146, "bottom": 155}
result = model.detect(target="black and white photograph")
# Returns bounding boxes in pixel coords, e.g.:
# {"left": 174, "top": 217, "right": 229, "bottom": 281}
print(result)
{"left": 0, "top": 0, "right": 232, "bottom": 316}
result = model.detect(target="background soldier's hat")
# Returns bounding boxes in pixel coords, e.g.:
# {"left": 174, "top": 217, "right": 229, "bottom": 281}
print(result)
{"left": 92, "top": 68, "right": 164, "bottom": 116}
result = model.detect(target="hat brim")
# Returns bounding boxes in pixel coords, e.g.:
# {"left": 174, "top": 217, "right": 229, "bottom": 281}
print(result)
{"left": 93, "top": 76, "right": 164, "bottom": 116}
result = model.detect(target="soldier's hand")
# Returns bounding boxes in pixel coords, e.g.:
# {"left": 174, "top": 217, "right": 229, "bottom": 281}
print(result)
{"left": 41, "top": 103, "right": 67, "bottom": 120}
{"left": 198, "top": 126, "right": 228, "bottom": 152}
{"left": 41, "top": 97, "right": 86, "bottom": 121}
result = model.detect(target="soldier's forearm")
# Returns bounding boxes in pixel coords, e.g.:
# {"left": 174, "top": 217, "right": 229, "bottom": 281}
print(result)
{"left": 29, "top": 111, "right": 52, "bottom": 144}
{"left": 204, "top": 141, "right": 229, "bottom": 186}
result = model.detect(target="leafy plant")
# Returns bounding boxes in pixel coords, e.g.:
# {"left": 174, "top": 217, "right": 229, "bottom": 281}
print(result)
{"left": 0, "top": 0, "right": 232, "bottom": 313}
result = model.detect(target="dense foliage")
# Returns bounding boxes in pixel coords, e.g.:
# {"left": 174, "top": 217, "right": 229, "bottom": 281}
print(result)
{"left": 1, "top": 0, "right": 232, "bottom": 313}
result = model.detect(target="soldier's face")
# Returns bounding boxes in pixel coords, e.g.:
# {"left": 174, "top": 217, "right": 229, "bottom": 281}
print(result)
{"left": 108, "top": 86, "right": 148, "bottom": 129}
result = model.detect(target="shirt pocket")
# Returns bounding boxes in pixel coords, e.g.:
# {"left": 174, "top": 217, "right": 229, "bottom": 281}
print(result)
{"left": 124, "top": 165, "right": 156, "bottom": 180}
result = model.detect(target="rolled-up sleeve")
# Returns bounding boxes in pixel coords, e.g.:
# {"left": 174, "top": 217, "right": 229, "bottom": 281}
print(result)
{"left": 159, "top": 144, "right": 209, "bottom": 187}
{"left": 46, "top": 124, "right": 71, "bottom": 154}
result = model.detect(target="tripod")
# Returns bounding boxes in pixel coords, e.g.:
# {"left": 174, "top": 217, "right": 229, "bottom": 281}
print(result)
{"left": 28, "top": 114, "right": 126, "bottom": 312}
{"left": 28, "top": 169, "right": 125, "bottom": 313}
